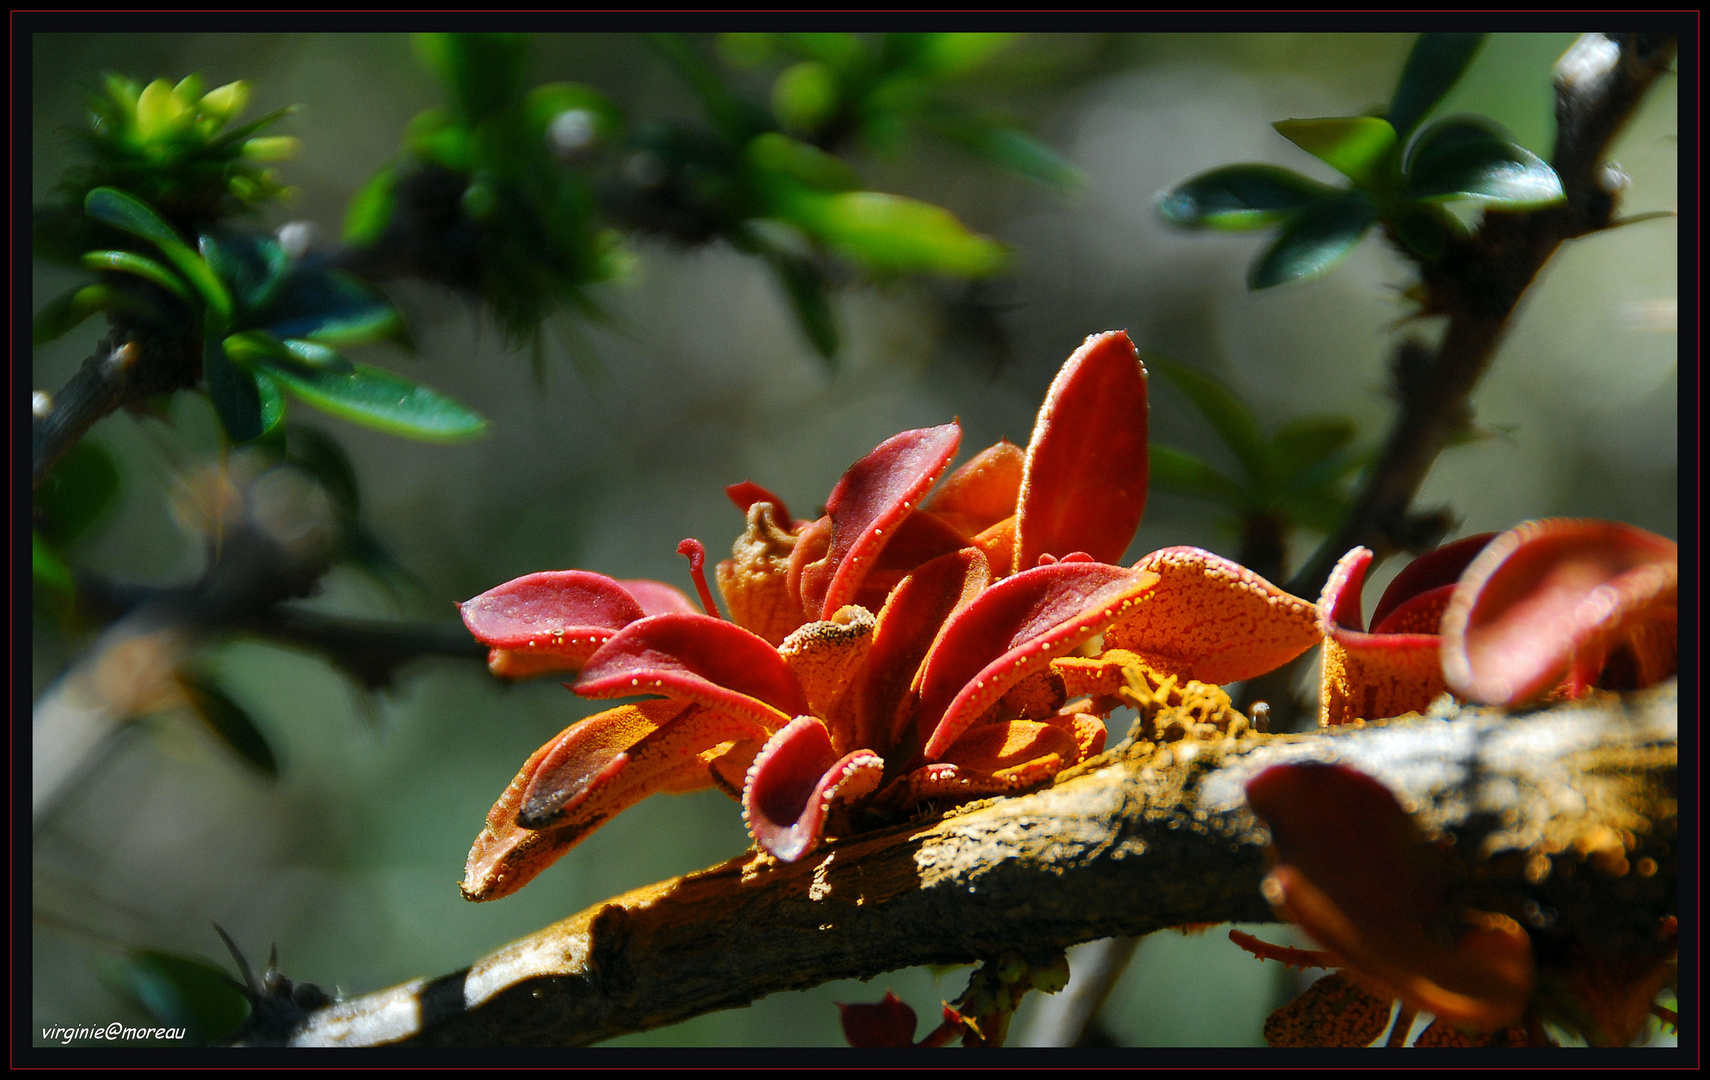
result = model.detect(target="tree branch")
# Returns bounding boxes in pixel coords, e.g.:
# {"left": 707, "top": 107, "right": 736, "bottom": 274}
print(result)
{"left": 1286, "top": 32, "right": 1677, "bottom": 601}
{"left": 280, "top": 680, "right": 1677, "bottom": 1047}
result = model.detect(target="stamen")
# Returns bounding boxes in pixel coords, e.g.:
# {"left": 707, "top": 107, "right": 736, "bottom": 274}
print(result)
{"left": 677, "top": 538, "right": 726, "bottom": 620}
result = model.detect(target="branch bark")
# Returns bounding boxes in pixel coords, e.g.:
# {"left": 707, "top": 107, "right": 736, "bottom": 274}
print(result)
{"left": 281, "top": 680, "right": 1677, "bottom": 1047}
{"left": 1285, "top": 32, "right": 1677, "bottom": 601}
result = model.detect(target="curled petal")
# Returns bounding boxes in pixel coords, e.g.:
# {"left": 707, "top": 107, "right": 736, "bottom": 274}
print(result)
{"left": 918, "top": 561, "right": 1160, "bottom": 759}
{"left": 924, "top": 439, "right": 1025, "bottom": 537}
{"left": 1246, "top": 762, "right": 1534, "bottom": 1030}
{"left": 463, "top": 700, "right": 726, "bottom": 902}
{"left": 460, "top": 571, "right": 649, "bottom": 679}
{"left": 1318, "top": 547, "right": 1444, "bottom": 726}
{"left": 1105, "top": 547, "right": 1320, "bottom": 685}
{"left": 742, "top": 717, "right": 885, "bottom": 862}
{"left": 798, "top": 424, "right": 963, "bottom": 621}
{"left": 1015, "top": 331, "right": 1149, "bottom": 572}
{"left": 1369, "top": 532, "right": 1497, "bottom": 630}
{"left": 574, "top": 613, "right": 809, "bottom": 730}
{"left": 1441, "top": 519, "right": 1679, "bottom": 706}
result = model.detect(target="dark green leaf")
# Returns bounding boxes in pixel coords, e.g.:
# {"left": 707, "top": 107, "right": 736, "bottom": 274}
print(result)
{"left": 782, "top": 32, "right": 867, "bottom": 71}
{"left": 260, "top": 266, "right": 401, "bottom": 347}
{"left": 1155, "top": 164, "right": 1339, "bottom": 231}
{"left": 343, "top": 166, "right": 399, "bottom": 246}
{"left": 208, "top": 104, "right": 298, "bottom": 147}
{"left": 906, "top": 32, "right": 1019, "bottom": 78}
{"left": 204, "top": 335, "right": 265, "bottom": 443}
{"left": 84, "top": 188, "right": 232, "bottom": 325}
{"left": 1148, "top": 443, "right": 1249, "bottom": 508}
{"left": 924, "top": 108, "right": 1082, "bottom": 189}
{"left": 33, "top": 284, "right": 133, "bottom": 345}
{"left": 36, "top": 440, "right": 121, "bottom": 547}
{"left": 178, "top": 671, "right": 278, "bottom": 777}
{"left": 280, "top": 338, "right": 356, "bottom": 373}
{"left": 748, "top": 132, "right": 861, "bottom": 193}
{"left": 1404, "top": 115, "right": 1564, "bottom": 208}
{"left": 199, "top": 231, "right": 289, "bottom": 314}
{"left": 1268, "top": 415, "right": 1358, "bottom": 487}
{"left": 80, "top": 250, "right": 192, "bottom": 304}
{"left": 1393, "top": 203, "right": 1457, "bottom": 261}
{"left": 1248, "top": 192, "right": 1376, "bottom": 290}
{"left": 262, "top": 361, "right": 488, "bottom": 441}
{"left": 1387, "top": 33, "right": 1485, "bottom": 138}
{"left": 105, "top": 950, "right": 251, "bottom": 1046}
{"left": 285, "top": 424, "right": 362, "bottom": 519}
{"left": 778, "top": 188, "right": 1008, "bottom": 277}
{"left": 772, "top": 61, "right": 841, "bottom": 134}
{"left": 414, "top": 32, "right": 529, "bottom": 122}
{"left": 524, "top": 82, "right": 622, "bottom": 148}
{"left": 32, "top": 531, "right": 75, "bottom": 606}
{"left": 764, "top": 253, "right": 839, "bottom": 362}
{"left": 1273, "top": 116, "right": 1398, "bottom": 188}
{"left": 255, "top": 370, "right": 286, "bottom": 437}
{"left": 1151, "top": 358, "right": 1268, "bottom": 483}
{"left": 648, "top": 33, "right": 763, "bottom": 141}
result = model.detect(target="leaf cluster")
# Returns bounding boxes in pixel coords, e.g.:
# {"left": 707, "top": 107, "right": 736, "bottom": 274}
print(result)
{"left": 1157, "top": 34, "right": 1565, "bottom": 288}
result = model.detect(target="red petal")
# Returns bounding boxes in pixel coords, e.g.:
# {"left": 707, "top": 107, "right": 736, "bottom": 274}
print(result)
{"left": 1318, "top": 547, "right": 1444, "bottom": 726}
{"left": 573, "top": 613, "right": 809, "bottom": 729}
{"left": 742, "top": 717, "right": 884, "bottom": 862}
{"left": 1441, "top": 519, "right": 1678, "bottom": 706}
{"left": 924, "top": 439, "right": 1025, "bottom": 537}
{"left": 460, "top": 571, "right": 648, "bottom": 679}
{"left": 1369, "top": 532, "right": 1496, "bottom": 629}
{"left": 849, "top": 509, "right": 973, "bottom": 613}
{"left": 617, "top": 578, "right": 701, "bottom": 617}
{"left": 726, "top": 480, "right": 793, "bottom": 528}
{"left": 1015, "top": 331, "right": 1149, "bottom": 572}
{"left": 856, "top": 548, "right": 992, "bottom": 753}
{"left": 799, "top": 424, "right": 963, "bottom": 621}
{"left": 838, "top": 991, "right": 919, "bottom": 1047}
{"left": 1105, "top": 547, "right": 1321, "bottom": 685}
{"left": 917, "top": 562, "right": 1159, "bottom": 758}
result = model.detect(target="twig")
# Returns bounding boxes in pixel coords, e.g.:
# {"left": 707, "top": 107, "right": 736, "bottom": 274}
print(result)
{"left": 281, "top": 680, "right": 1676, "bottom": 1047}
{"left": 1286, "top": 33, "right": 1677, "bottom": 601}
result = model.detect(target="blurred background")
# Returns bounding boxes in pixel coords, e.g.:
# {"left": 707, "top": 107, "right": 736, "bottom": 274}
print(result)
{"left": 30, "top": 32, "right": 1677, "bottom": 1047}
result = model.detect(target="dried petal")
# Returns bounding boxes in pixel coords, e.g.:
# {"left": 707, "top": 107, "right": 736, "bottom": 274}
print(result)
{"left": 778, "top": 606, "right": 876, "bottom": 753}
{"left": 718, "top": 501, "right": 806, "bottom": 646}
{"left": 1441, "top": 519, "right": 1678, "bottom": 706}
{"left": 1104, "top": 546, "right": 1320, "bottom": 685}
{"left": 917, "top": 561, "right": 1160, "bottom": 758}
{"left": 1015, "top": 331, "right": 1149, "bottom": 571}
{"left": 574, "top": 613, "right": 809, "bottom": 730}
{"left": 460, "top": 570, "right": 648, "bottom": 679}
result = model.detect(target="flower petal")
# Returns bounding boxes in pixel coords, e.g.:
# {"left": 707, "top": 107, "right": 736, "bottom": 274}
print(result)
{"left": 718, "top": 501, "right": 807, "bottom": 646}
{"left": 798, "top": 423, "right": 963, "bottom": 621}
{"left": 1104, "top": 547, "right": 1320, "bottom": 685}
{"left": 1014, "top": 331, "right": 1149, "bottom": 572}
{"left": 1441, "top": 519, "right": 1678, "bottom": 706}
{"left": 924, "top": 438, "right": 1025, "bottom": 537}
{"left": 616, "top": 578, "right": 701, "bottom": 617}
{"left": 573, "top": 612, "right": 809, "bottom": 730}
{"left": 725, "top": 479, "right": 793, "bottom": 529}
{"left": 1318, "top": 547, "right": 1444, "bottom": 726}
{"left": 459, "top": 570, "right": 648, "bottom": 679}
{"left": 742, "top": 716, "right": 885, "bottom": 862}
{"left": 849, "top": 508, "right": 973, "bottom": 612}
{"left": 918, "top": 561, "right": 1160, "bottom": 758}
{"left": 1246, "top": 761, "right": 1534, "bottom": 1031}
{"left": 778, "top": 606, "right": 877, "bottom": 753}
{"left": 1369, "top": 532, "right": 1496, "bottom": 630}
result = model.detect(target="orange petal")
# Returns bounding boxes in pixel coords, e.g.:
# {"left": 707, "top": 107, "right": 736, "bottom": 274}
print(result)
{"left": 1104, "top": 547, "right": 1320, "bottom": 685}
{"left": 969, "top": 515, "right": 1017, "bottom": 578}
{"left": 1015, "top": 331, "right": 1149, "bottom": 572}
{"left": 924, "top": 439, "right": 1025, "bottom": 536}
{"left": 779, "top": 606, "right": 876, "bottom": 754}
{"left": 1318, "top": 547, "right": 1444, "bottom": 727}
{"left": 1441, "top": 519, "right": 1678, "bottom": 706}
{"left": 719, "top": 501, "right": 810, "bottom": 646}
{"left": 895, "top": 720, "right": 1074, "bottom": 805}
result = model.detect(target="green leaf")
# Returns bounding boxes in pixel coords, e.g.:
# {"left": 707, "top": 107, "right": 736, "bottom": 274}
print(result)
{"left": 33, "top": 284, "right": 137, "bottom": 345}
{"left": 1393, "top": 203, "right": 1457, "bottom": 261}
{"left": 80, "top": 250, "right": 192, "bottom": 304}
{"left": 260, "top": 266, "right": 402, "bottom": 347}
{"left": 199, "top": 231, "right": 289, "bottom": 313}
{"left": 1148, "top": 443, "right": 1249, "bottom": 508}
{"left": 1151, "top": 358, "right": 1268, "bottom": 484}
{"left": 414, "top": 32, "right": 529, "bottom": 122}
{"left": 764, "top": 252, "right": 839, "bottom": 362}
{"left": 748, "top": 132, "right": 861, "bottom": 193}
{"left": 1273, "top": 116, "right": 1398, "bottom": 189}
{"left": 1155, "top": 164, "right": 1339, "bottom": 231}
{"left": 1387, "top": 33, "right": 1485, "bottom": 138}
{"left": 779, "top": 189, "right": 1008, "bottom": 277}
{"left": 924, "top": 109, "right": 1082, "bottom": 189}
{"left": 104, "top": 950, "right": 251, "bottom": 1046}
{"left": 1276, "top": 487, "right": 1353, "bottom": 535}
{"left": 906, "top": 32, "right": 1019, "bottom": 78}
{"left": 343, "top": 166, "right": 398, "bottom": 246}
{"left": 1403, "top": 116, "right": 1564, "bottom": 208}
{"left": 1268, "top": 415, "right": 1358, "bottom": 487}
{"left": 261, "top": 361, "right": 488, "bottom": 441}
{"left": 255, "top": 369, "right": 286, "bottom": 436}
{"left": 36, "top": 440, "right": 122, "bottom": 547}
{"left": 32, "top": 530, "right": 76, "bottom": 606}
{"left": 1248, "top": 191, "right": 1376, "bottom": 290}
{"left": 179, "top": 671, "right": 279, "bottom": 777}
{"left": 525, "top": 82, "right": 621, "bottom": 148}
{"left": 84, "top": 188, "right": 231, "bottom": 325}
{"left": 204, "top": 334, "right": 265, "bottom": 443}
{"left": 772, "top": 60, "right": 841, "bottom": 134}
